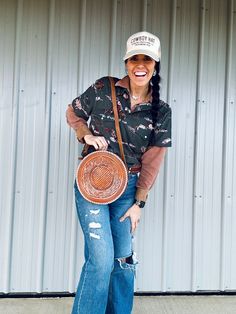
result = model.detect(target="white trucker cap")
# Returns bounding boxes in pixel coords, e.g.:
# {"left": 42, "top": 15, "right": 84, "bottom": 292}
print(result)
{"left": 123, "top": 31, "right": 161, "bottom": 62}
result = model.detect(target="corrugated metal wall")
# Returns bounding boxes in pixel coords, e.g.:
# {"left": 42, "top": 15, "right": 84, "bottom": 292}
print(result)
{"left": 0, "top": 0, "right": 235, "bottom": 294}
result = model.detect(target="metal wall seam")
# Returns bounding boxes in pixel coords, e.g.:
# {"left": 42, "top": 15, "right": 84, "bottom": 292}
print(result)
{"left": 109, "top": 0, "right": 118, "bottom": 75}
{"left": 77, "top": 0, "right": 87, "bottom": 94}
{"left": 161, "top": 0, "right": 177, "bottom": 292}
{"left": 35, "top": 0, "right": 55, "bottom": 293}
{"left": 191, "top": 0, "right": 206, "bottom": 291}
{"left": 220, "top": 0, "right": 235, "bottom": 291}
{"left": 68, "top": 0, "right": 87, "bottom": 292}
{"left": 141, "top": 0, "right": 148, "bottom": 30}
{"left": 3, "top": 0, "right": 24, "bottom": 294}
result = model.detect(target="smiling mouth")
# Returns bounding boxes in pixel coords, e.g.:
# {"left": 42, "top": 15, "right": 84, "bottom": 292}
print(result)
{"left": 134, "top": 71, "right": 147, "bottom": 77}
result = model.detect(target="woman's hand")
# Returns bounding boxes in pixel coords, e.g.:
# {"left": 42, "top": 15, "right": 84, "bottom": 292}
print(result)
{"left": 84, "top": 134, "right": 108, "bottom": 150}
{"left": 120, "top": 204, "right": 141, "bottom": 233}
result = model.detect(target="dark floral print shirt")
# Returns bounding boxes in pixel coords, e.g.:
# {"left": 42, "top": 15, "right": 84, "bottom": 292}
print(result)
{"left": 71, "top": 76, "right": 171, "bottom": 168}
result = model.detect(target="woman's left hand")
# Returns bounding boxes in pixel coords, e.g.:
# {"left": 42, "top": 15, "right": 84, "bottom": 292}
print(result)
{"left": 119, "top": 204, "right": 141, "bottom": 233}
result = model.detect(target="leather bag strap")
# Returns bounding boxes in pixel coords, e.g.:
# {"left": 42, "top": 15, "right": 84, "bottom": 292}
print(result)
{"left": 109, "top": 77, "right": 127, "bottom": 167}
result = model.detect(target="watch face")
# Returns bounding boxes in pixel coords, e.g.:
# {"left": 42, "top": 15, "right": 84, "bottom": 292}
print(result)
{"left": 139, "top": 201, "right": 145, "bottom": 208}
{"left": 135, "top": 200, "right": 145, "bottom": 208}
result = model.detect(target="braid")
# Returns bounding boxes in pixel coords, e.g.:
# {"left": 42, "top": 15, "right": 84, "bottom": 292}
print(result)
{"left": 151, "top": 62, "right": 161, "bottom": 127}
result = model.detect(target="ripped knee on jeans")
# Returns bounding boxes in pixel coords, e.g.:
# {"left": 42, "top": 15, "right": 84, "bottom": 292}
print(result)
{"left": 116, "top": 252, "right": 138, "bottom": 275}
{"left": 119, "top": 255, "right": 133, "bottom": 265}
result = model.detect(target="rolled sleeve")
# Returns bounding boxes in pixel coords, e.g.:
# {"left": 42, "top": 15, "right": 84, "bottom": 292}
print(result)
{"left": 71, "top": 83, "right": 96, "bottom": 120}
{"left": 66, "top": 105, "right": 92, "bottom": 143}
{"left": 67, "top": 82, "right": 97, "bottom": 142}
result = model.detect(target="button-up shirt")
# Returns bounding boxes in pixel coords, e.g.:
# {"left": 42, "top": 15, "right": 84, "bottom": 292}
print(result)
{"left": 66, "top": 76, "right": 171, "bottom": 201}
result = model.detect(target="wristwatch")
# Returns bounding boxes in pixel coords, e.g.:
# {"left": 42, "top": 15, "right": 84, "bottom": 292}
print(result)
{"left": 134, "top": 199, "right": 146, "bottom": 208}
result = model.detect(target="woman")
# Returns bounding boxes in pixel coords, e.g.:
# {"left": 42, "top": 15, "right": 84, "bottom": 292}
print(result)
{"left": 66, "top": 31, "right": 171, "bottom": 314}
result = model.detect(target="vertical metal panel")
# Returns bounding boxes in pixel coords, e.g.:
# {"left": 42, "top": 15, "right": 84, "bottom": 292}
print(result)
{"left": 0, "top": 0, "right": 18, "bottom": 293}
{"left": 192, "top": 0, "right": 228, "bottom": 291}
{"left": 221, "top": 0, "right": 236, "bottom": 291}
{"left": 9, "top": 0, "right": 50, "bottom": 293}
{"left": 0, "top": 0, "right": 236, "bottom": 294}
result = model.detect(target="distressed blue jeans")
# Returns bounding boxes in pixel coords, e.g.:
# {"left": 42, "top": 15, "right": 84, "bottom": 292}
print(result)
{"left": 72, "top": 174, "right": 138, "bottom": 314}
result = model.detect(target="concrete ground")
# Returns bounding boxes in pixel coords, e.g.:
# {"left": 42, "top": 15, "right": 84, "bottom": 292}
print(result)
{"left": 1, "top": 295, "right": 236, "bottom": 314}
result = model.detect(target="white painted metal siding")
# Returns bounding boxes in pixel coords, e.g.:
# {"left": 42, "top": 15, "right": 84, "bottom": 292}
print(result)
{"left": 0, "top": 0, "right": 235, "bottom": 293}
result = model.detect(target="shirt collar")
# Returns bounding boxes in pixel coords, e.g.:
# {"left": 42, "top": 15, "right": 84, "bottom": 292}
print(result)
{"left": 115, "top": 75, "right": 152, "bottom": 102}
{"left": 115, "top": 75, "right": 130, "bottom": 89}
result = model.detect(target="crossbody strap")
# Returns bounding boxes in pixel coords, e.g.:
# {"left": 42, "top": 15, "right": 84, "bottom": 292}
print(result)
{"left": 109, "top": 77, "right": 127, "bottom": 167}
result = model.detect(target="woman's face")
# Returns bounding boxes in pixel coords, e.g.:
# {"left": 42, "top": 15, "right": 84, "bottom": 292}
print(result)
{"left": 125, "top": 54, "right": 156, "bottom": 88}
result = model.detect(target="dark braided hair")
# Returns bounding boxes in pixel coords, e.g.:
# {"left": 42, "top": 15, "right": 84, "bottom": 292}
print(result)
{"left": 151, "top": 62, "right": 161, "bottom": 128}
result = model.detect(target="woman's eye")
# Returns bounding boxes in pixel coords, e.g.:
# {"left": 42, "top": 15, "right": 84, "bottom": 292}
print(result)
{"left": 144, "top": 56, "right": 153, "bottom": 61}
{"left": 129, "top": 56, "right": 138, "bottom": 62}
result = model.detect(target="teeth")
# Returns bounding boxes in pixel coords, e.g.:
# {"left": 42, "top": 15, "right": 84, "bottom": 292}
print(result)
{"left": 135, "top": 71, "right": 146, "bottom": 76}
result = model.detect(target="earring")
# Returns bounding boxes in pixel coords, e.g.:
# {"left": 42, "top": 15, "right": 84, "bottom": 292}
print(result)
{"left": 125, "top": 68, "right": 128, "bottom": 75}
{"left": 152, "top": 70, "right": 157, "bottom": 77}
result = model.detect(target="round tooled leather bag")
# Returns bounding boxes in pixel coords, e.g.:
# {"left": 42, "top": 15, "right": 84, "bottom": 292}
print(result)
{"left": 76, "top": 151, "right": 128, "bottom": 204}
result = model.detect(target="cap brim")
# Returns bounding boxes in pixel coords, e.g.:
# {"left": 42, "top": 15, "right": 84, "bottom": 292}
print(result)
{"left": 123, "top": 49, "right": 160, "bottom": 62}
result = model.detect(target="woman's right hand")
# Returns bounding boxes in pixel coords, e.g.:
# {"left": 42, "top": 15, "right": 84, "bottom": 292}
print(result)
{"left": 84, "top": 134, "right": 108, "bottom": 150}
